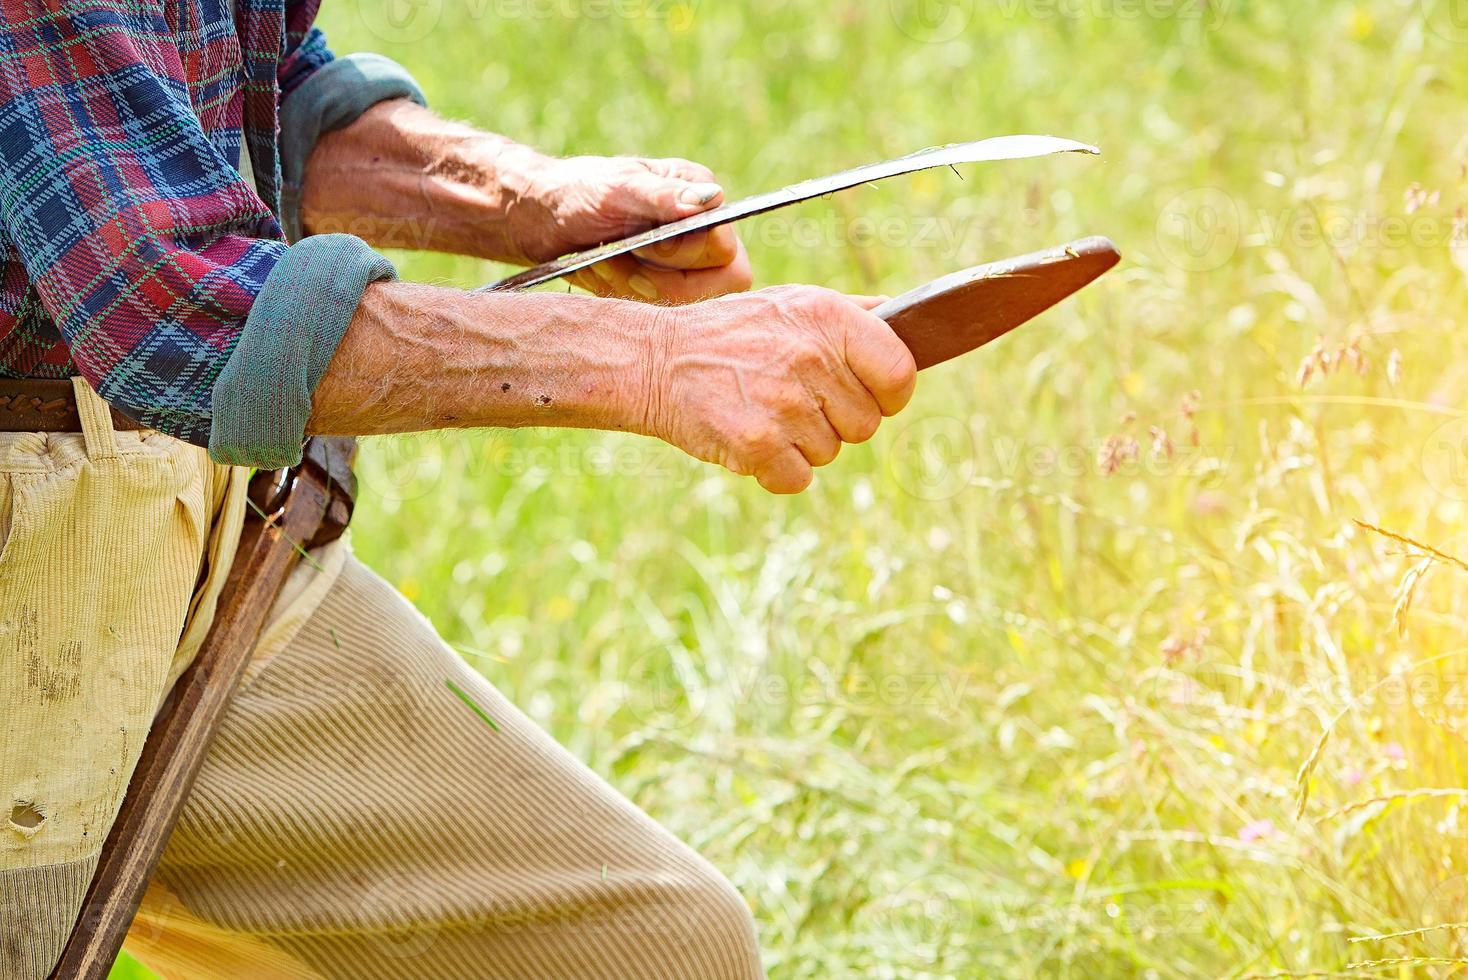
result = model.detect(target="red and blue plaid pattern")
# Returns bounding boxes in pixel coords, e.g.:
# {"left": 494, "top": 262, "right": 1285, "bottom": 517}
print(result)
{"left": 0, "top": 0, "right": 333, "bottom": 443}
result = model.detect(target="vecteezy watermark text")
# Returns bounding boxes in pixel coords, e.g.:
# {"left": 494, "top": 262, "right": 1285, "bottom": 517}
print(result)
{"left": 358, "top": 0, "right": 697, "bottom": 43}
{"left": 891, "top": 0, "right": 1228, "bottom": 44}
{"left": 1157, "top": 186, "right": 1468, "bottom": 273}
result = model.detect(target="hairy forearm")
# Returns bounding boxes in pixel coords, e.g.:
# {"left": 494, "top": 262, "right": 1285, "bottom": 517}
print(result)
{"left": 303, "top": 277, "right": 916, "bottom": 496}
{"left": 308, "top": 281, "right": 658, "bottom": 436}
{"left": 299, "top": 100, "right": 552, "bottom": 263}
{"left": 291, "top": 101, "right": 912, "bottom": 495}
{"left": 298, "top": 99, "right": 754, "bottom": 303}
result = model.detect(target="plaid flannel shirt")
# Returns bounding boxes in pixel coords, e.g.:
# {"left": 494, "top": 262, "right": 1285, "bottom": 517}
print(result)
{"left": 0, "top": 0, "right": 424, "bottom": 465}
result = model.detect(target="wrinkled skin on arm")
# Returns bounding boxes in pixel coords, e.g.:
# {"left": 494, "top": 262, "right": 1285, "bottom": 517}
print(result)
{"left": 310, "top": 282, "right": 911, "bottom": 494}
{"left": 300, "top": 99, "right": 752, "bottom": 303}
{"left": 302, "top": 100, "right": 916, "bottom": 493}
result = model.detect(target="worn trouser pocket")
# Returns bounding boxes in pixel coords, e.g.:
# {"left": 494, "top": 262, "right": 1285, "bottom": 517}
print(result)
{"left": 0, "top": 380, "right": 246, "bottom": 980}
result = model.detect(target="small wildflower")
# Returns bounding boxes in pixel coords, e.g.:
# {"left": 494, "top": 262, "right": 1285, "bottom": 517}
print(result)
{"left": 1161, "top": 635, "right": 1186, "bottom": 664}
{"left": 1387, "top": 348, "right": 1402, "bottom": 386}
{"left": 1149, "top": 425, "right": 1174, "bottom": 461}
{"left": 1097, "top": 435, "right": 1139, "bottom": 476}
{"left": 1344, "top": 337, "right": 1369, "bottom": 376}
{"left": 1191, "top": 490, "right": 1227, "bottom": 516}
{"left": 1238, "top": 818, "right": 1276, "bottom": 843}
{"left": 1161, "top": 628, "right": 1209, "bottom": 664}
{"left": 1298, "top": 335, "right": 1370, "bottom": 387}
{"left": 1297, "top": 336, "right": 1328, "bottom": 387}
{"left": 1180, "top": 390, "right": 1201, "bottom": 420}
{"left": 1383, "top": 741, "right": 1406, "bottom": 762}
{"left": 1179, "top": 390, "right": 1202, "bottom": 446}
{"left": 1453, "top": 207, "right": 1468, "bottom": 279}
{"left": 1404, "top": 182, "right": 1440, "bottom": 215}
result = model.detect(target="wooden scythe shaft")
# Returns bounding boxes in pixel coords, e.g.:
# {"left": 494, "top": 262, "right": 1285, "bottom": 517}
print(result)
{"left": 49, "top": 438, "right": 357, "bottom": 980}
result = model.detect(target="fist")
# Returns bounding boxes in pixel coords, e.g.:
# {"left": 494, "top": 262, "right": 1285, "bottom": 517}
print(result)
{"left": 643, "top": 286, "right": 917, "bottom": 493}
{"left": 518, "top": 155, "right": 753, "bottom": 304}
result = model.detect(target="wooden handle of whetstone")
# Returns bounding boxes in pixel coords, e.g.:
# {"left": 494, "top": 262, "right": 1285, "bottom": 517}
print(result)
{"left": 876, "top": 236, "right": 1121, "bottom": 371}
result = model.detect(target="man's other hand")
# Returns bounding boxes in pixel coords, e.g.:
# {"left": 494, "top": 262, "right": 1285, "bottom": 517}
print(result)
{"left": 520, "top": 156, "right": 753, "bottom": 304}
{"left": 640, "top": 286, "right": 916, "bottom": 494}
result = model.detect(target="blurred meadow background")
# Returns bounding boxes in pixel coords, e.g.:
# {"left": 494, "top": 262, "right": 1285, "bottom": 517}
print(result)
{"left": 111, "top": 0, "right": 1468, "bottom": 976}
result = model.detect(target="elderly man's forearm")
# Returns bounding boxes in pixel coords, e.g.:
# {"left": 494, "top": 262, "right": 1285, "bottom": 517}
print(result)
{"left": 299, "top": 100, "right": 550, "bottom": 263}
{"left": 307, "top": 281, "right": 657, "bottom": 436}
{"left": 307, "top": 280, "right": 918, "bottom": 496}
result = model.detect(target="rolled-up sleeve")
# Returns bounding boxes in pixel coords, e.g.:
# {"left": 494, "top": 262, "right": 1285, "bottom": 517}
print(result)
{"left": 0, "top": 0, "right": 399, "bottom": 466}
{"left": 279, "top": 50, "right": 428, "bottom": 243}
{"left": 210, "top": 234, "right": 394, "bottom": 467}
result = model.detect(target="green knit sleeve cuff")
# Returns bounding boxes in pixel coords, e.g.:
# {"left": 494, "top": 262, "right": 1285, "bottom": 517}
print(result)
{"left": 279, "top": 53, "right": 428, "bottom": 243}
{"left": 209, "top": 233, "right": 396, "bottom": 468}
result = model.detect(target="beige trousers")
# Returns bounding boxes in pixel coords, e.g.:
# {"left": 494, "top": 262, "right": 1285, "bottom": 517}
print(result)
{"left": 0, "top": 381, "right": 763, "bottom": 979}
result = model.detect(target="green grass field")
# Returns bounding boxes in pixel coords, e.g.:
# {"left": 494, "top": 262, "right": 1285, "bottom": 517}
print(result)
{"left": 114, "top": 1, "right": 1468, "bottom": 977}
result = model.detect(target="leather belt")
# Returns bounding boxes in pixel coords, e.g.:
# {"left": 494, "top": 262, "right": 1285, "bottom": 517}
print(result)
{"left": 0, "top": 378, "right": 145, "bottom": 434}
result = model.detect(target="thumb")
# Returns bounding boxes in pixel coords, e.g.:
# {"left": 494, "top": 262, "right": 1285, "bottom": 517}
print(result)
{"left": 614, "top": 171, "right": 725, "bottom": 223}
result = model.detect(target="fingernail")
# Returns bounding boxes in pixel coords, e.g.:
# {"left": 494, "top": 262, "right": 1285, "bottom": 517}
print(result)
{"left": 627, "top": 274, "right": 660, "bottom": 299}
{"left": 679, "top": 183, "right": 722, "bottom": 206}
{"left": 590, "top": 262, "right": 616, "bottom": 283}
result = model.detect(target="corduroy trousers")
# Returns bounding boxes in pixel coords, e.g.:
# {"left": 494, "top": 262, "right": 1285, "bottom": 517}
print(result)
{"left": 0, "top": 380, "right": 764, "bottom": 979}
